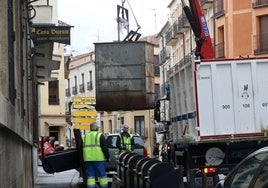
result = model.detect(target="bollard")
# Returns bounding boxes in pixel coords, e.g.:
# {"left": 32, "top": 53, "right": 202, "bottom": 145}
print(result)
{"left": 140, "top": 159, "right": 160, "bottom": 188}
{"left": 117, "top": 151, "right": 130, "bottom": 183}
{"left": 134, "top": 157, "right": 151, "bottom": 188}
{"left": 126, "top": 154, "right": 144, "bottom": 188}
{"left": 146, "top": 162, "right": 180, "bottom": 188}
{"left": 120, "top": 152, "right": 137, "bottom": 188}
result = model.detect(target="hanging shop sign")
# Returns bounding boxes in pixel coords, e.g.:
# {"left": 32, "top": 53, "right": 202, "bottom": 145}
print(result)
{"left": 31, "top": 25, "right": 72, "bottom": 45}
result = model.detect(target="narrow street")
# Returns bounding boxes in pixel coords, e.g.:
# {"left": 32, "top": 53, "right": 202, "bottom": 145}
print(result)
{"left": 35, "top": 166, "right": 84, "bottom": 188}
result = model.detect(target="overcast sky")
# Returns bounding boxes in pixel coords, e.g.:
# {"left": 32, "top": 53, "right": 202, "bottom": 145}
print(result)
{"left": 57, "top": 0, "right": 170, "bottom": 55}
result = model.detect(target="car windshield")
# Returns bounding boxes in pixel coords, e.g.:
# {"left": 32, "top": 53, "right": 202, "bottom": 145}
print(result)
{"left": 106, "top": 135, "right": 117, "bottom": 148}
{"left": 133, "top": 136, "right": 144, "bottom": 148}
{"left": 228, "top": 152, "right": 268, "bottom": 188}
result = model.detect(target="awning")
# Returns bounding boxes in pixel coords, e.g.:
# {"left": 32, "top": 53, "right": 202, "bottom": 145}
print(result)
{"left": 45, "top": 121, "right": 68, "bottom": 127}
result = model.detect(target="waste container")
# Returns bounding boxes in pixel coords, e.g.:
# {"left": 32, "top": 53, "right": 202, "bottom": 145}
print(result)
{"left": 42, "top": 148, "right": 80, "bottom": 173}
{"left": 146, "top": 162, "right": 180, "bottom": 188}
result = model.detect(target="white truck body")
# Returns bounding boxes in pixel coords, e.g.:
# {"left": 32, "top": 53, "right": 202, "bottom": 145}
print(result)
{"left": 169, "top": 58, "right": 268, "bottom": 142}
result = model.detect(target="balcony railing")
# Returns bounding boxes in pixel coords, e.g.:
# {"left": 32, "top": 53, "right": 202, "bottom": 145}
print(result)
{"left": 201, "top": 0, "right": 213, "bottom": 9}
{"left": 159, "top": 47, "right": 170, "bottom": 63}
{"left": 65, "top": 88, "right": 70, "bottom": 97}
{"left": 87, "top": 81, "right": 93, "bottom": 90}
{"left": 214, "top": 0, "right": 225, "bottom": 18}
{"left": 253, "top": 33, "right": 268, "bottom": 54}
{"left": 215, "top": 42, "right": 225, "bottom": 58}
{"left": 72, "top": 86, "right": 77, "bottom": 95}
{"left": 165, "top": 27, "right": 178, "bottom": 46}
{"left": 252, "top": 0, "right": 268, "bottom": 8}
{"left": 79, "top": 84, "right": 85, "bottom": 93}
{"left": 177, "top": 13, "right": 189, "bottom": 33}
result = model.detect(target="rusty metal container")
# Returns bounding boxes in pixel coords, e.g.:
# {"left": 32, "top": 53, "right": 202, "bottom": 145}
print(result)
{"left": 95, "top": 41, "right": 155, "bottom": 111}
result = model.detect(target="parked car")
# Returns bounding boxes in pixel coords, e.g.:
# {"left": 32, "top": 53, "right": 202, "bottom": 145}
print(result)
{"left": 216, "top": 146, "right": 268, "bottom": 188}
{"left": 105, "top": 133, "right": 148, "bottom": 171}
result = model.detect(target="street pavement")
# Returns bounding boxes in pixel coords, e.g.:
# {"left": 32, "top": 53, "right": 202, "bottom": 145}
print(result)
{"left": 35, "top": 166, "right": 85, "bottom": 188}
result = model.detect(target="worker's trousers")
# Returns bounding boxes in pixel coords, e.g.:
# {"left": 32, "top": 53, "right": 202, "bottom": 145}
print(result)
{"left": 85, "top": 161, "right": 108, "bottom": 188}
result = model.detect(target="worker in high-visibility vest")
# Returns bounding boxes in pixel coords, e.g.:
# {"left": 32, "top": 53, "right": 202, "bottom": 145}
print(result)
{"left": 116, "top": 124, "right": 135, "bottom": 153}
{"left": 83, "top": 122, "right": 110, "bottom": 188}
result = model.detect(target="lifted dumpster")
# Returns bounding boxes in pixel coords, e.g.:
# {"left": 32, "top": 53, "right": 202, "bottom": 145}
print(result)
{"left": 94, "top": 41, "right": 155, "bottom": 111}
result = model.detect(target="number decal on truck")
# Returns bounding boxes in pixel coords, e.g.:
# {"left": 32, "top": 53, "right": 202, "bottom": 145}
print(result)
{"left": 222, "top": 105, "right": 231, "bottom": 109}
{"left": 242, "top": 104, "right": 250, "bottom": 108}
{"left": 262, "top": 103, "right": 268, "bottom": 107}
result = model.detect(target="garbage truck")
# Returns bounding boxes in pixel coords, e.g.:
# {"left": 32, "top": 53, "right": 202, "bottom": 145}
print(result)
{"left": 163, "top": 57, "right": 268, "bottom": 187}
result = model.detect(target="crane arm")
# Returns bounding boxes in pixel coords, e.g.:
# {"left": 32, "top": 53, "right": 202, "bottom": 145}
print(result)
{"left": 181, "top": 0, "right": 214, "bottom": 59}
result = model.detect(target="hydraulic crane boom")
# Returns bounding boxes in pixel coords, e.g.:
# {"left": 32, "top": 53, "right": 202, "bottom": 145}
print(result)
{"left": 181, "top": 0, "right": 214, "bottom": 59}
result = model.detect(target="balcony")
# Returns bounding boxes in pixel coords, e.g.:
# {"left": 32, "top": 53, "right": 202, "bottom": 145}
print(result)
{"left": 201, "top": 0, "right": 213, "bottom": 9}
{"left": 165, "top": 27, "right": 178, "bottom": 46}
{"left": 253, "top": 33, "right": 268, "bottom": 54}
{"left": 87, "top": 81, "right": 93, "bottom": 90}
{"left": 252, "top": 0, "right": 268, "bottom": 8}
{"left": 214, "top": 0, "right": 225, "bottom": 18}
{"left": 172, "top": 22, "right": 184, "bottom": 39}
{"left": 177, "top": 13, "right": 189, "bottom": 33}
{"left": 65, "top": 88, "right": 70, "bottom": 97}
{"left": 72, "top": 86, "right": 77, "bottom": 95}
{"left": 159, "top": 47, "right": 170, "bottom": 64}
{"left": 215, "top": 42, "right": 225, "bottom": 58}
{"left": 79, "top": 84, "right": 85, "bottom": 93}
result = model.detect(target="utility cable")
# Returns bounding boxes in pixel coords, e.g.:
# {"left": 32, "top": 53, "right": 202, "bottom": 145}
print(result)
{"left": 126, "top": 0, "right": 141, "bottom": 30}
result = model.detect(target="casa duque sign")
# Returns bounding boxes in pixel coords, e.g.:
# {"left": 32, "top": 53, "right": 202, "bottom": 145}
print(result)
{"left": 31, "top": 25, "right": 71, "bottom": 45}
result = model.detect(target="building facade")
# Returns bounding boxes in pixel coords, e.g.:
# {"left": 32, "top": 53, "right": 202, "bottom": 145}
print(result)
{"left": 65, "top": 51, "right": 96, "bottom": 145}
{"left": 31, "top": 0, "right": 70, "bottom": 150}
{"left": 0, "top": 0, "right": 69, "bottom": 187}
{"left": 158, "top": 0, "right": 268, "bottom": 141}
{"left": 0, "top": 0, "right": 34, "bottom": 187}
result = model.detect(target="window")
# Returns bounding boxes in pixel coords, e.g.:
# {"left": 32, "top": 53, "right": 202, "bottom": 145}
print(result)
{"left": 229, "top": 153, "right": 268, "bottom": 187}
{"left": 134, "top": 116, "right": 146, "bottom": 137}
{"left": 87, "top": 70, "right": 93, "bottom": 91}
{"left": 79, "top": 73, "right": 85, "bottom": 93}
{"left": 66, "top": 79, "right": 70, "bottom": 97}
{"left": 72, "top": 76, "right": 77, "bottom": 95}
{"left": 254, "top": 15, "right": 268, "bottom": 54}
{"left": 109, "top": 120, "right": 112, "bottom": 133}
{"left": 48, "top": 80, "right": 59, "bottom": 105}
{"left": 254, "top": 160, "right": 268, "bottom": 188}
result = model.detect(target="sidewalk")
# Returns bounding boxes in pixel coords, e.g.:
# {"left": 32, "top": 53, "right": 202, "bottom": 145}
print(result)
{"left": 35, "top": 166, "right": 84, "bottom": 188}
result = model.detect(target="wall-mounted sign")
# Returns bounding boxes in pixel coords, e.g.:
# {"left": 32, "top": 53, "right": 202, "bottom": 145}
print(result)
{"left": 31, "top": 25, "right": 72, "bottom": 45}
{"left": 72, "top": 97, "right": 96, "bottom": 103}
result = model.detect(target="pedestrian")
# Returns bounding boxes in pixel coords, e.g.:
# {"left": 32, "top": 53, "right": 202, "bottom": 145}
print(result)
{"left": 116, "top": 124, "right": 135, "bottom": 153}
{"left": 152, "top": 143, "right": 160, "bottom": 159}
{"left": 44, "top": 136, "right": 55, "bottom": 155}
{"left": 83, "top": 122, "right": 110, "bottom": 188}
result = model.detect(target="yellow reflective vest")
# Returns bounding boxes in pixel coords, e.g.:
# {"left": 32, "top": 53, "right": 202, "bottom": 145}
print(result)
{"left": 119, "top": 133, "right": 133, "bottom": 151}
{"left": 83, "top": 131, "right": 105, "bottom": 161}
